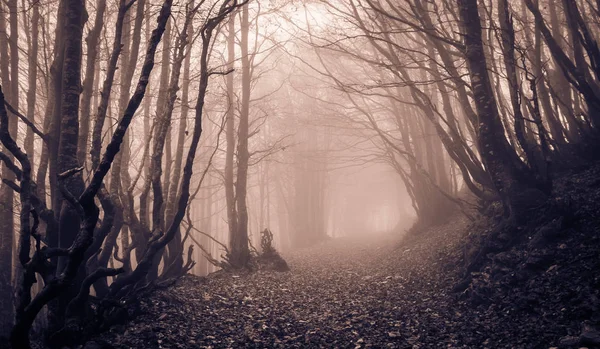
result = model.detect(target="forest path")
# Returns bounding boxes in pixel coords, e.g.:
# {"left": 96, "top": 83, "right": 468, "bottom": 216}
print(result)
{"left": 96, "top": 216, "right": 473, "bottom": 349}
{"left": 72, "top": 166, "right": 600, "bottom": 349}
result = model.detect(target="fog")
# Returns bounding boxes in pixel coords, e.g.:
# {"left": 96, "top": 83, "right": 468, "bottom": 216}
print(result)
{"left": 3, "top": 0, "right": 596, "bottom": 345}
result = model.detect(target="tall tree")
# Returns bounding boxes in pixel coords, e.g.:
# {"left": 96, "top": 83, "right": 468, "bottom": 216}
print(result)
{"left": 457, "top": 0, "right": 548, "bottom": 221}
{"left": 0, "top": 0, "right": 16, "bottom": 335}
{"left": 77, "top": 0, "right": 106, "bottom": 166}
{"left": 225, "top": 9, "right": 238, "bottom": 266}
{"left": 231, "top": 3, "right": 252, "bottom": 267}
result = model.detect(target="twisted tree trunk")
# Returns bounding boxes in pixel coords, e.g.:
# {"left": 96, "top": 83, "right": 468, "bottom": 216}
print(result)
{"left": 458, "top": 0, "right": 548, "bottom": 222}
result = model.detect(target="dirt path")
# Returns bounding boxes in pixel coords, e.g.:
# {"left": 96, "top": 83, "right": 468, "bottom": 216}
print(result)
{"left": 95, "top": 216, "right": 476, "bottom": 349}
{"left": 93, "top": 192, "right": 599, "bottom": 349}
{"left": 45, "top": 165, "right": 599, "bottom": 349}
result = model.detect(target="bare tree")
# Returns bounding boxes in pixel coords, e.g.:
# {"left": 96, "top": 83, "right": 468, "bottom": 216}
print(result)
{"left": 0, "top": 0, "right": 249, "bottom": 345}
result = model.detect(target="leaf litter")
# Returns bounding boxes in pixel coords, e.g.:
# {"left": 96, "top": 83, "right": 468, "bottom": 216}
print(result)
{"left": 90, "top": 164, "right": 600, "bottom": 349}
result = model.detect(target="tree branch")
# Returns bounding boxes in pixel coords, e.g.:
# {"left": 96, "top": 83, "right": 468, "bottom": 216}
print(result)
{"left": 0, "top": 151, "right": 22, "bottom": 179}
{"left": 3, "top": 100, "right": 47, "bottom": 142}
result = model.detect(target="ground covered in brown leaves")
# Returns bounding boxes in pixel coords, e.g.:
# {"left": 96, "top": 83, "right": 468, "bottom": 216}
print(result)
{"left": 87, "top": 165, "right": 600, "bottom": 349}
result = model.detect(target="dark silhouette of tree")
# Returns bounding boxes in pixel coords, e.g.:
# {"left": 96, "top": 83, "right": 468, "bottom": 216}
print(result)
{"left": 0, "top": 0, "right": 246, "bottom": 347}
{"left": 457, "top": 0, "right": 549, "bottom": 221}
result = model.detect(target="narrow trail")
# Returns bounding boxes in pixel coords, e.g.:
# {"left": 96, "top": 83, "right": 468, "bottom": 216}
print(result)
{"left": 96, "top": 216, "right": 473, "bottom": 349}
{"left": 94, "top": 163, "right": 600, "bottom": 349}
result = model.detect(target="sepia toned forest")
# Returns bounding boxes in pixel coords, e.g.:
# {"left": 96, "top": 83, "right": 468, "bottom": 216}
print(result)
{"left": 1, "top": 0, "right": 600, "bottom": 348}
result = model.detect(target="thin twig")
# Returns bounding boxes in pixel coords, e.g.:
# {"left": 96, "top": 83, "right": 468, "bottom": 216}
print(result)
{"left": 182, "top": 220, "right": 228, "bottom": 251}
{"left": 208, "top": 68, "right": 234, "bottom": 77}
{"left": 58, "top": 166, "right": 84, "bottom": 180}
{"left": 3, "top": 100, "right": 47, "bottom": 142}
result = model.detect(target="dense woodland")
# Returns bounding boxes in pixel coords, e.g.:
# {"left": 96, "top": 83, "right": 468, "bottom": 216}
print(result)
{"left": 1, "top": 0, "right": 600, "bottom": 347}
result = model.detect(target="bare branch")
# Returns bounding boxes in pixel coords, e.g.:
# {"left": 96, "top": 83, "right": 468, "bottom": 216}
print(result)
{"left": 0, "top": 151, "right": 22, "bottom": 179}
{"left": 208, "top": 68, "right": 234, "bottom": 77}
{"left": 3, "top": 100, "right": 47, "bottom": 142}
{"left": 58, "top": 166, "right": 84, "bottom": 180}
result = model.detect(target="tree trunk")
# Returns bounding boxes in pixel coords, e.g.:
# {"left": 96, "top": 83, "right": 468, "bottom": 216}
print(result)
{"left": 225, "top": 12, "right": 238, "bottom": 258}
{"left": 498, "top": 0, "right": 540, "bottom": 168}
{"left": 55, "top": 0, "right": 87, "bottom": 325}
{"left": 146, "top": 17, "right": 172, "bottom": 281}
{"left": 458, "top": 0, "right": 548, "bottom": 222}
{"left": 0, "top": 0, "right": 15, "bottom": 335}
{"left": 107, "top": 0, "right": 235, "bottom": 295}
{"left": 525, "top": 0, "right": 600, "bottom": 128}
{"left": 24, "top": 0, "right": 40, "bottom": 163}
{"left": 547, "top": 0, "right": 580, "bottom": 141}
{"left": 90, "top": 0, "right": 129, "bottom": 169}
{"left": 231, "top": 4, "right": 251, "bottom": 267}
{"left": 162, "top": 12, "right": 196, "bottom": 278}
{"left": 78, "top": 0, "right": 106, "bottom": 167}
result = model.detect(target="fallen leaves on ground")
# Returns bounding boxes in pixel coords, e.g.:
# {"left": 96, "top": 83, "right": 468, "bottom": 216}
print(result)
{"left": 91, "top": 164, "right": 600, "bottom": 349}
